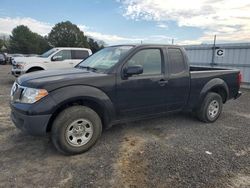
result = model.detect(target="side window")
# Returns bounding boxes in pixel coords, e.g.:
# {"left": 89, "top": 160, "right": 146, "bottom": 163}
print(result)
{"left": 127, "top": 49, "right": 162, "bottom": 75}
{"left": 54, "top": 50, "right": 71, "bottom": 60}
{"left": 71, "top": 50, "right": 89, "bottom": 60}
{"left": 168, "top": 48, "right": 186, "bottom": 74}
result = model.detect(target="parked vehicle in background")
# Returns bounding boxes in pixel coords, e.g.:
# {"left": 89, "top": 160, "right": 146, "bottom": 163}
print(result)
{"left": 8, "top": 54, "right": 25, "bottom": 65}
{"left": 0, "top": 53, "right": 7, "bottom": 65}
{"left": 10, "top": 44, "right": 241, "bottom": 155}
{"left": 25, "top": 54, "right": 39, "bottom": 57}
{"left": 11, "top": 47, "right": 92, "bottom": 76}
{"left": 10, "top": 54, "right": 25, "bottom": 58}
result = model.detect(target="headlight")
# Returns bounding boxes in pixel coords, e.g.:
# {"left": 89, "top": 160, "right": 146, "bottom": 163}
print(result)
{"left": 16, "top": 62, "right": 26, "bottom": 69}
{"left": 20, "top": 88, "right": 48, "bottom": 104}
{"left": 16, "top": 64, "right": 24, "bottom": 69}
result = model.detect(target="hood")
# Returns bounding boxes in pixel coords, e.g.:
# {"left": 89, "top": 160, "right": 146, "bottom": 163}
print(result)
{"left": 17, "top": 68, "right": 108, "bottom": 91}
{"left": 13, "top": 56, "right": 47, "bottom": 64}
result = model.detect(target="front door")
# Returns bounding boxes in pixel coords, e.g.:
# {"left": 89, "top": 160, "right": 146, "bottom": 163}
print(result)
{"left": 116, "top": 48, "right": 169, "bottom": 119}
{"left": 49, "top": 50, "right": 73, "bottom": 69}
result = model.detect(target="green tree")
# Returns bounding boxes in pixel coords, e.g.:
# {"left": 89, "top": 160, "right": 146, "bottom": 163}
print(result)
{"left": 9, "top": 25, "right": 50, "bottom": 54}
{"left": 0, "top": 39, "right": 3, "bottom": 50}
{"left": 0, "top": 39, "right": 4, "bottom": 52}
{"left": 48, "top": 21, "right": 89, "bottom": 48}
{"left": 88, "top": 38, "right": 104, "bottom": 53}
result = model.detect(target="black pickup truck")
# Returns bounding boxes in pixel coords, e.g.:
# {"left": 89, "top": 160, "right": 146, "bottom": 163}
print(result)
{"left": 10, "top": 44, "right": 241, "bottom": 154}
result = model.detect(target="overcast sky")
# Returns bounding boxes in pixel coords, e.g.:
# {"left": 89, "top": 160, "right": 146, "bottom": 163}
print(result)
{"left": 0, "top": 0, "right": 250, "bottom": 45}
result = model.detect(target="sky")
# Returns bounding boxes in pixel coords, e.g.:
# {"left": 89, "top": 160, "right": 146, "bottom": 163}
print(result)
{"left": 0, "top": 0, "right": 250, "bottom": 45}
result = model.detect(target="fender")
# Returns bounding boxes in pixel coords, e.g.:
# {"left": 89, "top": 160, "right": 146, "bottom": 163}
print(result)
{"left": 199, "top": 78, "right": 229, "bottom": 104}
{"left": 25, "top": 62, "right": 47, "bottom": 72}
{"left": 49, "top": 85, "right": 116, "bottom": 123}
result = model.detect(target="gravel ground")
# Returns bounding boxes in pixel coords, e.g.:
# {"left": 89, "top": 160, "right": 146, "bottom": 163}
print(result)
{"left": 0, "top": 65, "right": 249, "bottom": 188}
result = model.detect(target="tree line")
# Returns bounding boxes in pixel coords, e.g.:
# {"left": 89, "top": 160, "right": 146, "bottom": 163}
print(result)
{"left": 0, "top": 21, "right": 104, "bottom": 54}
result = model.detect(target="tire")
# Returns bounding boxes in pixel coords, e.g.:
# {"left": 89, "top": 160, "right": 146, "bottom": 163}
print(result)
{"left": 27, "top": 68, "right": 43, "bottom": 73}
{"left": 196, "top": 92, "right": 223, "bottom": 123}
{"left": 0, "top": 61, "right": 7, "bottom": 65}
{"left": 51, "top": 106, "right": 102, "bottom": 155}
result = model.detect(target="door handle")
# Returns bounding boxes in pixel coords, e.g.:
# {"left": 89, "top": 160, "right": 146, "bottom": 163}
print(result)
{"left": 69, "top": 62, "right": 74, "bottom": 64}
{"left": 158, "top": 79, "right": 168, "bottom": 86}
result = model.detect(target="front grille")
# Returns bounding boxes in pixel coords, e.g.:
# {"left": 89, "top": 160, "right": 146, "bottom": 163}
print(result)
{"left": 11, "top": 82, "right": 25, "bottom": 102}
{"left": 10, "top": 82, "right": 18, "bottom": 96}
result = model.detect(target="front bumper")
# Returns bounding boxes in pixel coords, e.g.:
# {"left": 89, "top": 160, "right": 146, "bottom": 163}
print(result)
{"left": 11, "top": 69, "right": 25, "bottom": 77}
{"left": 11, "top": 104, "right": 52, "bottom": 136}
{"left": 234, "top": 91, "right": 242, "bottom": 99}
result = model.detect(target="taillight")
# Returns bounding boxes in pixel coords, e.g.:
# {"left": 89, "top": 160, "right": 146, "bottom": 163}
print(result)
{"left": 237, "top": 72, "right": 242, "bottom": 86}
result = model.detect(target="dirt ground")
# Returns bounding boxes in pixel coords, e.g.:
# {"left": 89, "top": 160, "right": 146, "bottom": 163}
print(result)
{"left": 0, "top": 65, "right": 250, "bottom": 188}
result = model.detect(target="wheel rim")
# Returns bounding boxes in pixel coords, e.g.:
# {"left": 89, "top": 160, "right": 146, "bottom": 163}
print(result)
{"left": 65, "top": 119, "right": 93, "bottom": 147}
{"left": 208, "top": 100, "right": 220, "bottom": 119}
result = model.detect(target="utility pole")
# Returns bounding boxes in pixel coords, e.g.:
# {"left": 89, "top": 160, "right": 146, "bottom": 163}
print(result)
{"left": 211, "top": 35, "right": 216, "bottom": 66}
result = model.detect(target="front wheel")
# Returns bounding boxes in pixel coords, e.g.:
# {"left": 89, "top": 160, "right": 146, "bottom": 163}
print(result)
{"left": 51, "top": 106, "right": 102, "bottom": 155}
{"left": 196, "top": 92, "right": 223, "bottom": 123}
{"left": 27, "top": 68, "right": 44, "bottom": 73}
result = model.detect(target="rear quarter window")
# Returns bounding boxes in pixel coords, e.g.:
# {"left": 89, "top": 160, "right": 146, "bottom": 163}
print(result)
{"left": 71, "top": 50, "right": 89, "bottom": 60}
{"left": 168, "top": 48, "right": 186, "bottom": 74}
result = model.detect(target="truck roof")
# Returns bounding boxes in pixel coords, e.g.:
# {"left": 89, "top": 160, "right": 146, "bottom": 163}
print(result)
{"left": 109, "top": 44, "right": 182, "bottom": 48}
{"left": 54, "top": 47, "right": 92, "bottom": 51}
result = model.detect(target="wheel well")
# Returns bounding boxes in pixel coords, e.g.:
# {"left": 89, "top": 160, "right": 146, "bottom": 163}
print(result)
{"left": 210, "top": 87, "right": 227, "bottom": 103}
{"left": 27, "top": 67, "right": 44, "bottom": 72}
{"left": 46, "top": 99, "right": 107, "bottom": 133}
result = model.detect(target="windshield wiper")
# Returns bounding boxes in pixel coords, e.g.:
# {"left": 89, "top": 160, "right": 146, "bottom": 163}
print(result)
{"left": 77, "top": 65, "right": 98, "bottom": 72}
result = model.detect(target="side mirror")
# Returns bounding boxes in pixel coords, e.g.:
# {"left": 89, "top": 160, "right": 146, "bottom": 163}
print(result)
{"left": 51, "top": 55, "right": 63, "bottom": 61}
{"left": 123, "top": 65, "right": 143, "bottom": 77}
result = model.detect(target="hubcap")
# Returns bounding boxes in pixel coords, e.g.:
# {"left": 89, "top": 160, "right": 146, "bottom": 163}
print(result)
{"left": 208, "top": 100, "right": 219, "bottom": 118}
{"left": 65, "top": 119, "right": 93, "bottom": 147}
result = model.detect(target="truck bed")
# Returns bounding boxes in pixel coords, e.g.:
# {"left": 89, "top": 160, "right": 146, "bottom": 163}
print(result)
{"left": 190, "top": 65, "right": 230, "bottom": 72}
{"left": 188, "top": 65, "right": 240, "bottom": 109}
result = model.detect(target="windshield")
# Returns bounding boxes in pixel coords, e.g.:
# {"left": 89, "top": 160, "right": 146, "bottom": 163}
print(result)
{"left": 77, "top": 46, "right": 133, "bottom": 72}
{"left": 40, "top": 48, "right": 58, "bottom": 58}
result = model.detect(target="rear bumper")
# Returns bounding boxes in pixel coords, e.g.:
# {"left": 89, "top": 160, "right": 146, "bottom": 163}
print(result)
{"left": 11, "top": 105, "right": 51, "bottom": 136}
{"left": 234, "top": 91, "right": 242, "bottom": 99}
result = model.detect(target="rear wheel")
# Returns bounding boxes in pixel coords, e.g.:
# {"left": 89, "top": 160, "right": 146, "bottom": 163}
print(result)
{"left": 51, "top": 106, "right": 102, "bottom": 155}
{"left": 196, "top": 92, "right": 223, "bottom": 123}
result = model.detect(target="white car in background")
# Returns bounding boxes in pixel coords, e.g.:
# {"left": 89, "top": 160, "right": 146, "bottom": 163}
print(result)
{"left": 11, "top": 47, "right": 92, "bottom": 76}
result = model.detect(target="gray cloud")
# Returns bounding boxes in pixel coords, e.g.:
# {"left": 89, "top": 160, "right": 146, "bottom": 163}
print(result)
{"left": 119, "top": 0, "right": 250, "bottom": 44}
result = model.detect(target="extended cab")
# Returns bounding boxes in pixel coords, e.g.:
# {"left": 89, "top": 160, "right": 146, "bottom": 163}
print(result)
{"left": 11, "top": 47, "right": 92, "bottom": 76}
{"left": 10, "top": 44, "right": 242, "bottom": 155}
